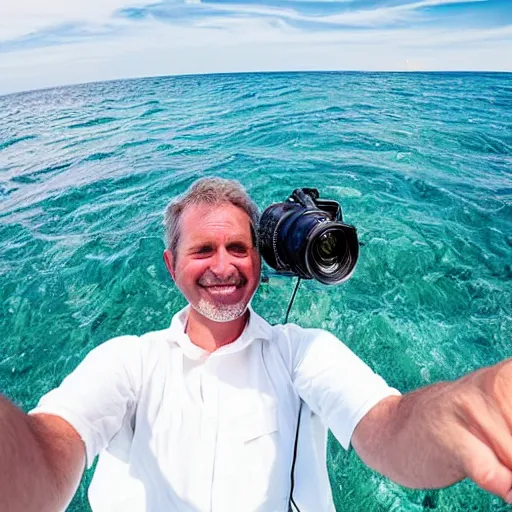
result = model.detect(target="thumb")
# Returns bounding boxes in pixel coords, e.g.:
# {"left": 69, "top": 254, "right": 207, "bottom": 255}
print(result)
{"left": 461, "top": 434, "right": 512, "bottom": 503}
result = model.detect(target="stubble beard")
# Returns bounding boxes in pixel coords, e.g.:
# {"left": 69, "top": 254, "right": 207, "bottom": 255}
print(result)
{"left": 192, "top": 298, "right": 249, "bottom": 323}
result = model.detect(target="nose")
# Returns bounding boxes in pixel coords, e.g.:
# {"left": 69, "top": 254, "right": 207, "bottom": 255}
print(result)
{"left": 209, "top": 246, "right": 236, "bottom": 279}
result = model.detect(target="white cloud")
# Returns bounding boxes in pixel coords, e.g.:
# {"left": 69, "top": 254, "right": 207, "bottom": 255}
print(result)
{"left": 1, "top": 17, "right": 510, "bottom": 94}
{"left": 0, "top": 0, "right": 148, "bottom": 40}
{"left": 0, "top": 0, "right": 489, "bottom": 42}
{"left": 408, "top": 0, "right": 486, "bottom": 6}
{"left": 198, "top": 0, "right": 487, "bottom": 28}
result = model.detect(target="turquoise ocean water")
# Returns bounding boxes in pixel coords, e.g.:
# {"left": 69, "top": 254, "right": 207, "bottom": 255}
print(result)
{"left": 1, "top": 72, "right": 511, "bottom": 511}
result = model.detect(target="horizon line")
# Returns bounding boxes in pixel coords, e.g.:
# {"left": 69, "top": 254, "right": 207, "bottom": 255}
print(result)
{"left": 2, "top": 68, "right": 511, "bottom": 98}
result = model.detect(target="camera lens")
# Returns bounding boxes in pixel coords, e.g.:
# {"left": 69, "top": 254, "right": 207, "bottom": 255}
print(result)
{"left": 306, "top": 225, "right": 357, "bottom": 284}
{"left": 311, "top": 230, "right": 348, "bottom": 276}
{"left": 314, "top": 231, "right": 343, "bottom": 263}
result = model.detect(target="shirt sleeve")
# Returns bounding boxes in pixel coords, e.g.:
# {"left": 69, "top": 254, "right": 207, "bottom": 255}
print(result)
{"left": 291, "top": 327, "right": 401, "bottom": 450}
{"left": 29, "top": 335, "right": 142, "bottom": 469}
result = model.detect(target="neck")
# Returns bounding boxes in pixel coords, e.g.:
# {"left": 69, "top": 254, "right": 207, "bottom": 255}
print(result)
{"left": 185, "top": 307, "right": 249, "bottom": 352}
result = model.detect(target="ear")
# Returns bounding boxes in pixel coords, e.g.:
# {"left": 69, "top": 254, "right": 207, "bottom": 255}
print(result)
{"left": 163, "top": 249, "right": 176, "bottom": 280}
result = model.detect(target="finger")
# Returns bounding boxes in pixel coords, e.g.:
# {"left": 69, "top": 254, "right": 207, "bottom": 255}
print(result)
{"left": 486, "top": 361, "right": 512, "bottom": 435}
{"left": 461, "top": 387, "right": 512, "bottom": 470}
{"left": 478, "top": 414, "right": 512, "bottom": 472}
{"left": 461, "top": 433, "right": 512, "bottom": 502}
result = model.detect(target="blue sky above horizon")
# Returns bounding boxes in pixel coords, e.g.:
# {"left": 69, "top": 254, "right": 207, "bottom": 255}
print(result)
{"left": 0, "top": 0, "right": 511, "bottom": 94}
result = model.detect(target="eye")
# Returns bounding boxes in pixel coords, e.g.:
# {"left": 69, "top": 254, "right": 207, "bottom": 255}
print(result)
{"left": 195, "top": 245, "right": 213, "bottom": 255}
{"left": 227, "top": 243, "right": 249, "bottom": 256}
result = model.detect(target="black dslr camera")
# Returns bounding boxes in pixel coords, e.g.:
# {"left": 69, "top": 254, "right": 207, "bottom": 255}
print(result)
{"left": 259, "top": 188, "right": 359, "bottom": 285}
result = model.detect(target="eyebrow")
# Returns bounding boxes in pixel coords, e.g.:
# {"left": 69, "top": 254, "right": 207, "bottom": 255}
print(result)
{"left": 186, "top": 237, "right": 252, "bottom": 252}
{"left": 188, "top": 242, "right": 213, "bottom": 252}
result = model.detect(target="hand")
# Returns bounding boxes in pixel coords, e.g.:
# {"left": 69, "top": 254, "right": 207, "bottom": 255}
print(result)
{"left": 448, "top": 358, "right": 512, "bottom": 502}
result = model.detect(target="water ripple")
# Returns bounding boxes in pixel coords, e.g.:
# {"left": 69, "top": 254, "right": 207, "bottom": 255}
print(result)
{"left": 0, "top": 71, "right": 511, "bottom": 512}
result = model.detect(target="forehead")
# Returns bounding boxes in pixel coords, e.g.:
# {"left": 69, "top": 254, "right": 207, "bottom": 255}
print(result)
{"left": 179, "top": 203, "right": 252, "bottom": 243}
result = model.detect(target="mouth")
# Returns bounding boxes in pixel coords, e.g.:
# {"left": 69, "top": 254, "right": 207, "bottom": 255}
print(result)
{"left": 198, "top": 275, "right": 248, "bottom": 304}
{"left": 202, "top": 284, "right": 239, "bottom": 296}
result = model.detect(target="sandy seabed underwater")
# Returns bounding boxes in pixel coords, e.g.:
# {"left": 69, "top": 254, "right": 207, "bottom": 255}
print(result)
{"left": 1, "top": 71, "right": 511, "bottom": 511}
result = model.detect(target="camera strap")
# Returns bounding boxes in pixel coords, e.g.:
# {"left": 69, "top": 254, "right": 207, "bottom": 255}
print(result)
{"left": 284, "top": 277, "right": 302, "bottom": 324}
{"left": 289, "top": 399, "right": 303, "bottom": 512}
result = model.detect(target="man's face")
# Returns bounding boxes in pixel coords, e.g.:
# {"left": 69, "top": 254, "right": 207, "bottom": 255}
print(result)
{"left": 164, "top": 203, "right": 261, "bottom": 322}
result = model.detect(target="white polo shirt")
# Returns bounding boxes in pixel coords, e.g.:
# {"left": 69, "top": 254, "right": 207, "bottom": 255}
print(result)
{"left": 30, "top": 306, "right": 400, "bottom": 512}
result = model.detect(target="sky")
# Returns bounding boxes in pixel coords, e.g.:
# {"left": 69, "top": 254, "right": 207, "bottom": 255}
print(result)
{"left": 0, "top": 0, "right": 511, "bottom": 94}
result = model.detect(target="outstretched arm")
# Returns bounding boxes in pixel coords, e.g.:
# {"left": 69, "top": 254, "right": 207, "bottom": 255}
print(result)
{"left": 0, "top": 394, "right": 85, "bottom": 512}
{"left": 352, "top": 359, "right": 512, "bottom": 503}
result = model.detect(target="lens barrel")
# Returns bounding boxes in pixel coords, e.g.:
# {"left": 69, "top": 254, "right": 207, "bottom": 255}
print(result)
{"left": 259, "top": 200, "right": 359, "bottom": 285}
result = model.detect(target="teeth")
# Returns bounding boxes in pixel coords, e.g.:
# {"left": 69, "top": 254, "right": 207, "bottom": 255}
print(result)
{"left": 206, "top": 285, "right": 237, "bottom": 295}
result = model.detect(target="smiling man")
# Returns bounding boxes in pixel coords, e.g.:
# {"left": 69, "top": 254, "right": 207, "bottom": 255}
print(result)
{"left": 2, "top": 177, "right": 512, "bottom": 512}
{"left": 163, "top": 197, "right": 261, "bottom": 348}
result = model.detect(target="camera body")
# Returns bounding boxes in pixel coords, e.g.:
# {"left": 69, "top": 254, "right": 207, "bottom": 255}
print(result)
{"left": 259, "top": 188, "right": 359, "bottom": 285}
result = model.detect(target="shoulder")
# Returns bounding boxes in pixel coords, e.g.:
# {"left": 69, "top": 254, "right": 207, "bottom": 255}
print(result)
{"left": 252, "top": 310, "right": 340, "bottom": 367}
{"left": 138, "top": 326, "right": 174, "bottom": 349}
{"left": 80, "top": 327, "right": 173, "bottom": 383}
{"left": 271, "top": 323, "right": 342, "bottom": 365}
{"left": 93, "top": 327, "right": 171, "bottom": 355}
{"left": 251, "top": 309, "right": 328, "bottom": 343}
{"left": 262, "top": 318, "right": 371, "bottom": 384}
{"left": 91, "top": 334, "right": 140, "bottom": 354}
{"left": 272, "top": 323, "right": 336, "bottom": 343}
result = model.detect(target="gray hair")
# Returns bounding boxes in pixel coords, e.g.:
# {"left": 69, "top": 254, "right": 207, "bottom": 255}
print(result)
{"left": 164, "top": 177, "right": 260, "bottom": 262}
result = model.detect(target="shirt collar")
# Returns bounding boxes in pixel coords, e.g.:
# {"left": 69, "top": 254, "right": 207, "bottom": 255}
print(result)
{"left": 167, "top": 305, "right": 272, "bottom": 360}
